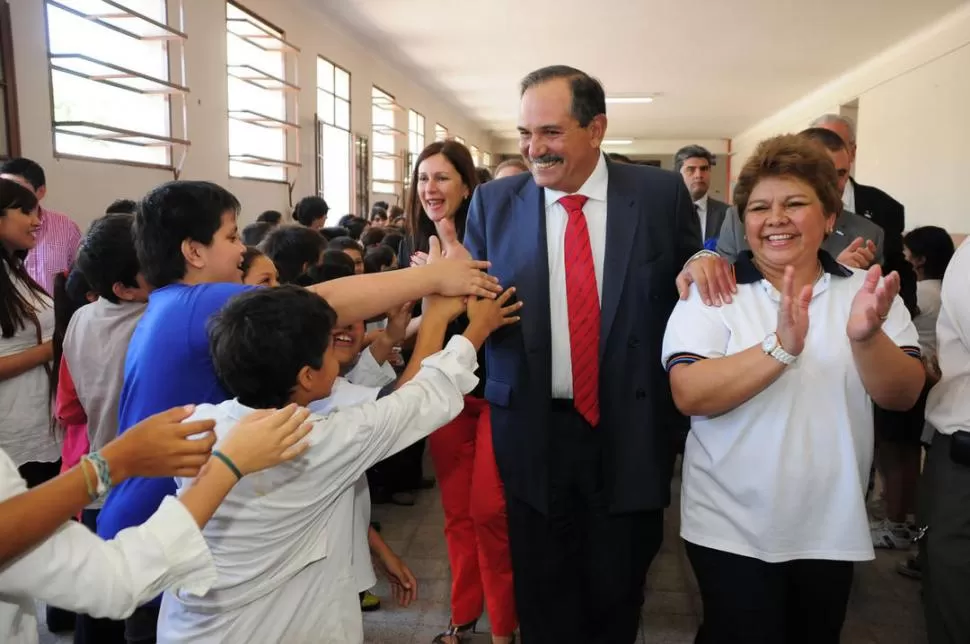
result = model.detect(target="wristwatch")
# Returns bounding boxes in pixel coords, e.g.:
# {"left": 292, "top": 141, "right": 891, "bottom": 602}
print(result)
{"left": 762, "top": 333, "right": 797, "bottom": 366}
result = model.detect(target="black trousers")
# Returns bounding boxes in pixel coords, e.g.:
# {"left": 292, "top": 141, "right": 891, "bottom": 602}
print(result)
{"left": 370, "top": 437, "right": 426, "bottom": 494}
{"left": 685, "top": 542, "right": 854, "bottom": 644}
{"left": 19, "top": 460, "right": 77, "bottom": 634}
{"left": 505, "top": 404, "right": 663, "bottom": 644}
{"left": 919, "top": 432, "right": 970, "bottom": 644}
{"left": 74, "top": 509, "right": 127, "bottom": 644}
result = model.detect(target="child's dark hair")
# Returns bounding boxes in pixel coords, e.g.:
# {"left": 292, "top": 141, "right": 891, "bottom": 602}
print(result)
{"left": 242, "top": 221, "right": 272, "bottom": 246}
{"left": 292, "top": 196, "right": 329, "bottom": 228}
{"left": 240, "top": 246, "right": 267, "bottom": 281}
{"left": 904, "top": 226, "right": 955, "bottom": 280}
{"left": 346, "top": 217, "right": 368, "bottom": 240}
{"left": 360, "top": 227, "right": 386, "bottom": 248}
{"left": 208, "top": 286, "right": 337, "bottom": 409}
{"left": 0, "top": 178, "right": 46, "bottom": 337}
{"left": 364, "top": 245, "right": 395, "bottom": 274}
{"left": 75, "top": 213, "right": 140, "bottom": 303}
{"left": 51, "top": 268, "right": 93, "bottom": 413}
{"left": 382, "top": 232, "right": 403, "bottom": 255}
{"left": 259, "top": 225, "right": 326, "bottom": 284}
{"left": 321, "top": 226, "right": 350, "bottom": 242}
{"left": 135, "top": 181, "right": 241, "bottom": 288}
{"left": 257, "top": 210, "right": 283, "bottom": 226}
{"left": 105, "top": 198, "right": 138, "bottom": 215}
{"left": 0, "top": 158, "right": 46, "bottom": 190}
{"left": 328, "top": 236, "right": 362, "bottom": 253}
{"left": 295, "top": 250, "right": 354, "bottom": 286}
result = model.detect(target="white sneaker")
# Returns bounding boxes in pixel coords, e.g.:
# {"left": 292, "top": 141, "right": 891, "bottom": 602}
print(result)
{"left": 871, "top": 519, "right": 913, "bottom": 549}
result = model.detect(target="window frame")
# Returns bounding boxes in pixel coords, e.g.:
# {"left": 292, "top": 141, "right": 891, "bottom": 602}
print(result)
{"left": 315, "top": 55, "right": 351, "bottom": 219}
{"left": 370, "top": 85, "right": 404, "bottom": 195}
{"left": 0, "top": 0, "right": 20, "bottom": 160}
{"left": 42, "top": 0, "right": 189, "bottom": 171}
{"left": 225, "top": 0, "right": 302, "bottom": 185}
{"left": 405, "top": 108, "right": 424, "bottom": 192}
{"left": 434, "top": 123, "right": 448, "bottom": 142}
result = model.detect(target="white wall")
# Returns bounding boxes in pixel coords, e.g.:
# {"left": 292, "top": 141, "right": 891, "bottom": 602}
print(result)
{"left": 9, "top": 0, "right": 494, "bottom": 229}
{"left": 730, "top": 3, "right": 970, "bottom": 233}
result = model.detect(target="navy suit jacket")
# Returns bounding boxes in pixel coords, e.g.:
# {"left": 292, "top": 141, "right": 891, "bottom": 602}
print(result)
{"left": 464, "top": 158, "right": 702, "bottom": 514}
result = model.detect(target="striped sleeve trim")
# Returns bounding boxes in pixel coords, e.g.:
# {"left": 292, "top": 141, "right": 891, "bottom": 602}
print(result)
{"left": 665, "top": 352, "right": 707, "bottom": 371}
{"left": 900, "top": 345, "right": 922, "bottom": 359}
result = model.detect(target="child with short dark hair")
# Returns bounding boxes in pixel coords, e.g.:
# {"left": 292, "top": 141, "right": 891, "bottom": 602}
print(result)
{"left": 259, "top": 225, "right": 326, "bottom": 284}
{"left": 158, "top": 285, "right": 520, "bottom": 643}
{"left": 95, "top": 179, "right": 503, "bottom": 640}
{"left": 240, "top": 247, "right": 278, "bottom": 288}
{"left": 60, "top": 212, "right": 153, "bottom": 642}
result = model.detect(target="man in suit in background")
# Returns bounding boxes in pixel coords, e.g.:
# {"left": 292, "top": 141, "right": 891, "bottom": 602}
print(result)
{"left": 811, "top": 115, "right": 922, "bottom": 551}
{"left": 717, "top": 127, "right": 885, "bottom": 266}
{"left": 674, "top": 145, "right": 729, "bottom": 248}
{"left": 810, "top": 113, "right": 917, "bottom": 315}
{"left": 465, "top": 65, "right": 701, "bottom": 643}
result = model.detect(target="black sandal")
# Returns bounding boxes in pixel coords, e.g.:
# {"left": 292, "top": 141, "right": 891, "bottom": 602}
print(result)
{"left": 431, "top": 618, "right": 478, "bottom": 643}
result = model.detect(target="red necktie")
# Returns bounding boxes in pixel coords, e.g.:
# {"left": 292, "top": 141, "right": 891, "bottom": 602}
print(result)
{"left": 559, "top": 194, "right": 600, "bottom": 427}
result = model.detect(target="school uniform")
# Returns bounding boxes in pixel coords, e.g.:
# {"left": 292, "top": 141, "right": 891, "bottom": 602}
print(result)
{"left": 157, "top": 336, "right": 478, "bottom": 643}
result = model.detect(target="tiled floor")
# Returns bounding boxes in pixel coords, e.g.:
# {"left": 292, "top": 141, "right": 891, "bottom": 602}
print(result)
{"left": 38, "top": 473, "right": 928, "bottom": 644}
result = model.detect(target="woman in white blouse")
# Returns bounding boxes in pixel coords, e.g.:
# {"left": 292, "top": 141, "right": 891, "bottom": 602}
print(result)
{"left": 662, "top": 134, "right": 925, "bottom": 644}
{"left": 0, "top": 403, "right": 312, "bottom": 644}
{"left": 0, "top": 178, "right": 59, "bottom": 485}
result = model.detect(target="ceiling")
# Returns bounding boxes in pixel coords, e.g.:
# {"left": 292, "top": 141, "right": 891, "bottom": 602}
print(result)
{"left": 309, "top": 0, "right": 966, "bottom": 141}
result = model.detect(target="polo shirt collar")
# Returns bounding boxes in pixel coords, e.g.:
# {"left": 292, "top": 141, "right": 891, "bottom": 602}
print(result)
{"left": 734, "top": 250, "right": 851, "bottom": 285}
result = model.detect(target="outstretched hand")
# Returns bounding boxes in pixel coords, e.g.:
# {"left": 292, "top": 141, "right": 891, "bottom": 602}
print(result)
{"left": 100, "top": 405, "right": 217, "bottom": 482}
{"left": 847, "top": 265, "right": 899, "bottom": 343}
{"left": 425, "top": 236, "right": 501, "bottom": 299}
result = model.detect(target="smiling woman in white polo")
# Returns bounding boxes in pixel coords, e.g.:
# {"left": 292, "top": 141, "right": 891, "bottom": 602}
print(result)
{"left": 661, "top": 134, "right": 925, "bottom": 644}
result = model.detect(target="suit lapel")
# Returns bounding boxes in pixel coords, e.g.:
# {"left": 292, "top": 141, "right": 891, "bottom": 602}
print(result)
{"left": 512, "top": 180, "right": 552, "bottom": 378}
{"left": 600, "top": 163, "right": 638, "bottom": 357}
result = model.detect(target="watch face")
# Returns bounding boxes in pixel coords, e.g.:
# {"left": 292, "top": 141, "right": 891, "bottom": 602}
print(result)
{"left": 763, "top": 334, "right": 777, "bottom": 353}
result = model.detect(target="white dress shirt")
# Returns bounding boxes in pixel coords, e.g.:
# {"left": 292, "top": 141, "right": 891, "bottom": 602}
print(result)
{"left": 158, "top": 336, "right": 478, "bottom": 644}
{"left": 544, "top": 152, "right": 609, "bottom": 399}
{"left": 0, "top": 450, "right": 215, "bottom": 644}
{"left": 842, "top": 179, "right": 856, "bottom": 213}
{"left": 694, "top": 193, "right": 710, "bottom": 240}
{"left": 309, "top": 353, "right": 398, "bottom": 595}
{"left": 926, "top": 239, "right": 970, "bottom": 437}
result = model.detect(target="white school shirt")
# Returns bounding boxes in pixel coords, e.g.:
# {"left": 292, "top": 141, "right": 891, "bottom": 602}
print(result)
{"left": 662, "top": 251, "right": 920, "bottom": 563}
{"left": 0, "top": 450, "right": 215, "bottom": 644}
{"left": 926, "top": 238, "right": 970, "bottom": 437}
{"left": 544, "top": 152, "right": 608, "bottom": 398}
{"left": 308, "top": 350, "right": 398, "bottom": 595}
{"left": 157, "top": 336, "right": 477, "bottom": 644}
{"left": 0, "top": 268, "right": 59, "bottom": 466}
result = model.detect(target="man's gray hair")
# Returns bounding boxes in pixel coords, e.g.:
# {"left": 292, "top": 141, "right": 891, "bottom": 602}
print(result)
{"left": 810, "top": 114, "right": 856, "bottom": 145}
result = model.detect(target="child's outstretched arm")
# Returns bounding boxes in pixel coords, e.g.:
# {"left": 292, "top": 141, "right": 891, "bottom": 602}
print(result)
{"left": 308, "top": 238, "right": 502, "bottom": 326}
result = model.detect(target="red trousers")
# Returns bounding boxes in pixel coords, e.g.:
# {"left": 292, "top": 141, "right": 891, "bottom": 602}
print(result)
{"left": 429, "top": 396, "right": 517, "bottom": 636}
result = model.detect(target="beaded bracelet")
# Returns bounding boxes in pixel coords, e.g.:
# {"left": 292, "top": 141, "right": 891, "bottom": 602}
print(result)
{"left": 87, "top": 451, "right": 113, "bottom": 498}
{"left": 79, "top": 457, "right": 98, "bottom": 502}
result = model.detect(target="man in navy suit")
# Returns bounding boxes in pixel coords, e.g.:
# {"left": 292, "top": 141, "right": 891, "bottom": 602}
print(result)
{"left": 465, "top": 65, "right": 702, "bottom": 643}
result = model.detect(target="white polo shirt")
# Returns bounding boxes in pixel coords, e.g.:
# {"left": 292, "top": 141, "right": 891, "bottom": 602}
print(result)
{"left": 662, "top": 251, "right": 920, "bottom": 563}
{"left": 925, "top": 238, "right": 970, "bottom": 437}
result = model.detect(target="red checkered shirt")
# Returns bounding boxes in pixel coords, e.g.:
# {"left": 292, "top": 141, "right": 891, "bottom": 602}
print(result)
{"left": 24, "top": 206, "right": 82, "bottom": 295}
